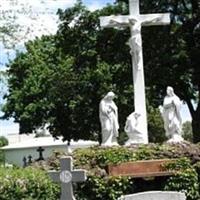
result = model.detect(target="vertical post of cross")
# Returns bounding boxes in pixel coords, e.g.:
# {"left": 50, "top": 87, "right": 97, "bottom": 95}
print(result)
{"left": 100, "top": 0, "right": 170, "bottom": 144}
{"left": 129, "top": 0, "right": 139, "bottom": 15}
{"left": 49, "top": 157, "right": 87, "bottom": 200}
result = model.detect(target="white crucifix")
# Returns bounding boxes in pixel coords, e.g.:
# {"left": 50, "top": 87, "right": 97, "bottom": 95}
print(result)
{"left": 49, "top": 157, "right": 87, "bottom": 200}
{"left": 100, "top": 0, "right": 170, "bottom": 144}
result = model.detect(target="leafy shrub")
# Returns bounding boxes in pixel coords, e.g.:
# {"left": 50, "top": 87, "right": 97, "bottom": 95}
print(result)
{"left": 76, "top": 176, "right": 134, "bottom": 200}
{"left": 147, "top": 106, "right": 166, "bottom": 143}
{"left": 0, "top": 136, "right": 8, "bottom": 147}
{"left": 0, "top": 150, "right": 5, "bottom": 165}
{"left": 0, "top": 167, "right": 59, "bottom": 200}
{"left": 30, "top": 142, "right": 200, "bottom": 200}
{"left": 164, "top": 158, "right": 200, "bottom": 200}
{"left": 0, "top": 136, "right": 8, "bottom": 164}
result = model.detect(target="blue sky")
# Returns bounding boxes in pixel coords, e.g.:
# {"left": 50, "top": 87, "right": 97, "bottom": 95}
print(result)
{"left": 0, "top": 0, "right": 191, "bottom": 135}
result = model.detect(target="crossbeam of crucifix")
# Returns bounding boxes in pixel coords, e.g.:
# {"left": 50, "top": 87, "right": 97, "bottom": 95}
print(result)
{"left": 100, "top": 0, "right": 170, "bottom": 143}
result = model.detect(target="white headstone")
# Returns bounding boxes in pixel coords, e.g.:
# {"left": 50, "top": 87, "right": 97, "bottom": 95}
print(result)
{"left": 49, "top": 157, "right": 87, "bottom": 200}
{"left": 118, "top": 191, "right": 186, "bottom": 200}
{"left": 100, "top": 0, "right": 170, "bottom": 144}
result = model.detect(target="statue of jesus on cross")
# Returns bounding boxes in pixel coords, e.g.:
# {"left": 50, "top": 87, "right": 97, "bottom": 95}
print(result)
{"left": 100, "top": 0, "right": 170, "bottom": 144}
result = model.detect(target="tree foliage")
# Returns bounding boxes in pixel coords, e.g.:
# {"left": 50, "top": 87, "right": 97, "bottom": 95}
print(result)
{"left": 182, "top": 121, "right": 193, "bottom": 142}
{"left": 2, "top": 0, "right": 200, "bottom": 142}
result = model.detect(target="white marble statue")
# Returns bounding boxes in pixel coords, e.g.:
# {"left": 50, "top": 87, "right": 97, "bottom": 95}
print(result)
{"left": 99, "top": 92, "right": 119, "bottom": 146}
{"left": 124, "top": 112, "right": 144, "bottom": 145}
{"left": 100, "top": 0, "right": 170, "bottom": 144}
{"left": 160, "top": 86, "right": 184, "bottom": 143}
{"left": 128, "top": 16, "right": 160, "bottom": 70}
{"left": 109, "top": 16, "right": 161, "bottom": 70}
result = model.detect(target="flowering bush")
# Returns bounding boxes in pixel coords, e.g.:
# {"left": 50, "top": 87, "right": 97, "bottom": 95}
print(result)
{"left": 0, "top": 167, "right": 59, "bottom": 200}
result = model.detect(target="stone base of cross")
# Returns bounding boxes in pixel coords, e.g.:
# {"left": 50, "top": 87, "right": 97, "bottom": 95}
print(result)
{"left": 100, "top": 0, "right": 170, "bottom": 143}
{"left": 49, "top": 157, "right": 87, "bottom": 200}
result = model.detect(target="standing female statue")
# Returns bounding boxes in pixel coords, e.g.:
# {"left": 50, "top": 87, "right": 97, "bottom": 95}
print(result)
{"left": 99, "top": 92, "right": 119, "bottom": 146}
{"left": 160, "top": 86, "right": 184, "bottom": 143}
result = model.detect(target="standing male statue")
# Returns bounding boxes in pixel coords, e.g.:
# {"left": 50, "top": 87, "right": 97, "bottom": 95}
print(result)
{"left": 160, "top": 86, "right": 184, "bottom": 143}
{"left": 99, "top": 92, "right": 119, "bottom": 146}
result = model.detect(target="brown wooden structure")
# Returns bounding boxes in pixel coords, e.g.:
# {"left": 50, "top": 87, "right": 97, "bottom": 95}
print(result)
{"left": 107, "top": 159, "right": 175, "bottom": 178}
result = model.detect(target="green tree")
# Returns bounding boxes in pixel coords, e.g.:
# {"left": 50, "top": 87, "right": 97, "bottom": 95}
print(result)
{"left": 116, "top": 0, "right": 200, "bottom": 142}
{"left": 0, "top": 136, "right": 8, "bottom": 164}
{"left": 142, "top": 0, "right": 200, "bottom": 143}
{"left": 2, "top": 1, "right": 131, "bottom": 143}
{"left": 2, "top": 0, "right": 200, "bottom": 143}
{"left": 148, "top": 106, "right": 166, "bottom": 143}
{"left": 2, "top": 34, "right": 118, "bottom": 142}
{"left": 182, "top": 121, "right": 193, "bottom": 142}
{"left": 0, "top": 136, "right": 8, "bottom": 147}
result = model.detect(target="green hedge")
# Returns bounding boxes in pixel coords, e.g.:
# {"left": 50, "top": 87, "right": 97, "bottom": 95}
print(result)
{"left": 0, "top": 136, "right": 8, "bottom": 147}
{"left": 37, "top": 143, "right": 200, "bottom": 200}
{"left": 0, "top": 136, "right": 8, "bottom": 165}
{"left": 0, "top": 167, "right": 59, "bottom": 200}
{"left": 1, "top": 143, "right": 200, "bottom": 200}
{"left": 0, "top": 150, "right": 5, "bottom": 165}
{"left": 73, "top": 145, "right": 200, "bottom": 200}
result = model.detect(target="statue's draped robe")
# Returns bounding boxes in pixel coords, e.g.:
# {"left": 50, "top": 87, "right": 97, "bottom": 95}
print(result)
{"left": 162, "top": 95, "right": 182, "bottom": 137}
{"left": 99, "top": 99, "right": 119, "bottom": 145}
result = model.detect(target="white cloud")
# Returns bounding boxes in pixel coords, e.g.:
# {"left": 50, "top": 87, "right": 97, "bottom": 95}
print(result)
{"left": 0, "top": 0, "right": 76, "bottom": 47}
{"left": 87, "top": 2, "right": 103, "bottom": 11}
{"left": 0, "top": 124, "right": 19, "bottom": 135}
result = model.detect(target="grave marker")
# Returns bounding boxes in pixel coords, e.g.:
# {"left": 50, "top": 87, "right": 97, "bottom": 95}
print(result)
{"left": 49, "top": 157, "right": 87, "bottom": 200}
{"left": 23, "top": 156, "right": 27, "bottom": 168}
{"left": 37, "top": 146, "right": 45, "bottom": 161}
{"left": 28, "top": 155, "right": 32, "bottom": 164}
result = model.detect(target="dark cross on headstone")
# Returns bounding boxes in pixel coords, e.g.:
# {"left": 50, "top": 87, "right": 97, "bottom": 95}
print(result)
{"left": 23, "top": 156, "right": 27, "bottom": 168}
{"left": 49, "top": 157, "right": 87, "bottom": 200}
{"left": 36, "top": 146, "right": 45, "bottom": 161}
{"left": 28, "top": 155, "right": 32, "bottom": 165}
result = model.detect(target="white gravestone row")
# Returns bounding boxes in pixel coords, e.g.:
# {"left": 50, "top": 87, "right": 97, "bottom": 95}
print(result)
{"left": 100, "top": 0, "right": 170, "bottom": 145}
{"left": 118, "top": 191, "right": 186, "bottom": 200}
{"left": 49, "top": 157, "right": 87, "bottom": 200}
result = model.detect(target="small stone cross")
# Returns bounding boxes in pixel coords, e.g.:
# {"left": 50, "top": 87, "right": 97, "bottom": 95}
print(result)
{"left": 28, "top": 155, "right": 32, "bottom": 164}
{"left": 49, "top": 157, "right": 87, "bottom": 200}
{"left": 23, "top": 156, "right": 27, "bottom": 168}
{"left": 37, "top": 146, "right": 45, "bottom": 161}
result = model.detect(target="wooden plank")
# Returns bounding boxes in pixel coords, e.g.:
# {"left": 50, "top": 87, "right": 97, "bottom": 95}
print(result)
{"left": 107, "top": 159, "right": 175, "bottom": 178}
